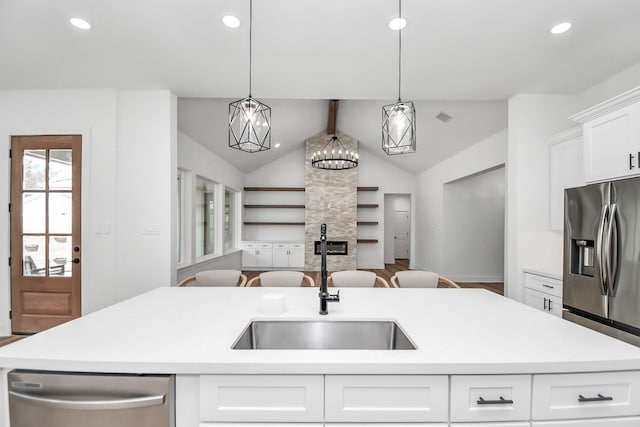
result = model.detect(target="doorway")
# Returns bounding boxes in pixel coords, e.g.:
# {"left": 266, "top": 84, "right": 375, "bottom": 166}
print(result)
{"left": 10, "top": 135, "right": 82, "bottom": 334}
{"left": 384, "top": 194, "right": 411, "bottom": 264}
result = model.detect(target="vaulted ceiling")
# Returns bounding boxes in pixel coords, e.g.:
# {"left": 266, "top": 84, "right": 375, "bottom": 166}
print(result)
{"left": 3, "top": 0, "right": 640, "bottom": 173}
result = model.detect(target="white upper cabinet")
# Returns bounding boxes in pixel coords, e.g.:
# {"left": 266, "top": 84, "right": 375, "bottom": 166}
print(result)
{"left": 549, "top": 127, "right": 584, "bottom": 231}
{"left": 571, "top": 87, "right": 640, "bottom": 183}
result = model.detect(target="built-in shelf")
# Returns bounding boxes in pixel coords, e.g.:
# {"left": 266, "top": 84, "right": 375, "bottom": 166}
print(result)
{"left": 357, "top": 204, "right": 379, "bottom": 208}
{"left": 357, "top": 239, "right": 378, "bottom": 243}
{"left": 357, "top": 186, "right": 379, "bottom": 191}
{"left": 244, "top": 204, "right": 305, "bottom": 209}
{"left": 244, "top": 187, "right": 305, "bottom": 192}
{"left": 357, "top": 221, "right": 379, "bottom": 225}
{"left": 244, "top": 222, "right": 305, "bottom": 225}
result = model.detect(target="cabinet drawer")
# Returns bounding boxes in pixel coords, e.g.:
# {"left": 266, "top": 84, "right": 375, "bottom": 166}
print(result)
{"left": 325, "top": 375, "right": 448, "bottom": 422}
{"left": 524, "top": 273, "right": 562, "bottom": 297}
{"left": 532, "top": 417, "right": 640, "bottom": 426}
{"left": 451, "top": 423, "right": 530, "bottom": 427}
{"left": 450, "top": 375, "right": 531, "bottom": 422}
{"left": 532, "top": 371, "right": 640, "bottom": 420}
{"left": 289, "top": 243, "right": 304, "bottom": 250}
{"left": 200, "top": 375, "right": 323, "bottom": 422}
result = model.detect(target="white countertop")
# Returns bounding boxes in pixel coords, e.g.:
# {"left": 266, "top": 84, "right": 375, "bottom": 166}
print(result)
{"left": 1, "top": 287, "right": 639, "bottom": 375}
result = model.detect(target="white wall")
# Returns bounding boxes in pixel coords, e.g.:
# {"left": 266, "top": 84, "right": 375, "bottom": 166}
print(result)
{"left": 443, "top": 166, "right": 505, "bottom": 282}
{"left": 177, "top": 131, "right": 246, "bottom": 273}
{"left": 580, "top": 60, "right": 640, "bottom": 109}
{"left": 0, "top": 89, "right": 176, "bottom": 335}
{"left": 115, "top": 90, "right": 177, "bottom": 301}
{"left": 505, "top": 94, "right": 580, "bottom": 302}
{"left": 357, "top": 148, "right": 416, "bottom": 269}
{"left": 415, "top": 129, "right": 507, "bottom": 276}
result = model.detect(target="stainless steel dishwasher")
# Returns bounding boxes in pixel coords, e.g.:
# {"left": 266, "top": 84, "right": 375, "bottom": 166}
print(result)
{"left": 8, "top": 370, "right": 174, "bottom": 427}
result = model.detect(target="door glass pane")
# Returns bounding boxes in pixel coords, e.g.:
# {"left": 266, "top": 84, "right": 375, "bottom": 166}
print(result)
{"left": 23, "top": 149, "right": 46, "bottom": 190}
{"left": 22, "top": 193, "right": 46, "bottom": 233}
{"left": 49, "top": 149, "right": 72, "bottom": 190}
{"left": 23, "top": 235, "right": 45, "bottom": 276}
{"left": 49, "top": 193, "right": 72, "bottom": 234}
{"left": 49, "top": 236, "right": 71, "bottom": 277}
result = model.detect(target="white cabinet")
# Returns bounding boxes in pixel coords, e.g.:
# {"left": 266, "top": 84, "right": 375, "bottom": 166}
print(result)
{"left": 549, "top": 127, "right": 583, "bottom": 231}
{"left": 181, "top": 372, "right": 640, "bottom": 427}
{"left": 325, "top": 375, "right": 448, "bottom": 423}
{"left": 199, "top": 375, "right": 323, "bottom": 422}
{"left": 532, "top": 418, "right": 640, "bottom": 426}
{"left": 242, "top": 242, "right": 273, "bottom": 268}
{"left": 532, "top": 371, "right": 640, "bottom": 420}
{"left": 450, "top": 375, "right": 531, "bottom": 422}
{"left": 272, "top": 243, "right": 304, "bottom": 268}
{"left": 571, "top": 87, "right": 640, "bottom": 183}
{"left": 524, "top": 271, "right": 562, "bottom": 317}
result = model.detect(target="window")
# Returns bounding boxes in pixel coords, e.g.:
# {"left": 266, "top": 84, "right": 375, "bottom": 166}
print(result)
{"left": 224, "top": 188, "right": 237, "bottom": 252}
{"left": 195, "top": 176, "right": 216, "bottom": 258}
{"left": 177, "top": 170, "right": 185, "bottom": 264}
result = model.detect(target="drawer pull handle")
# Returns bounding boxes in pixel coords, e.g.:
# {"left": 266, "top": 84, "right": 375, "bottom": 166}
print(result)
{"left": 543, "top": 284, "right": 554, "bottom": 289}
{"left": 477, "top": 396, "right": 514, "bottom": 405}
{"left": 578, "top": 394, "right": 613, "bottom": 403}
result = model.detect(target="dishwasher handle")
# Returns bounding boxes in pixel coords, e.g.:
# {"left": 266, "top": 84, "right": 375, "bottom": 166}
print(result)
{"left": 9, "top": 390, "right": 165, "bottom": 410}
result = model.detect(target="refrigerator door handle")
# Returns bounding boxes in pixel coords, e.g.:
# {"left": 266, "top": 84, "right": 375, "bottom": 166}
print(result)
{"left": 596, "top": 203, "right": 610, "bottom": 295}
{"left": 608, "top": 203, "right": 620, "bottom": 296}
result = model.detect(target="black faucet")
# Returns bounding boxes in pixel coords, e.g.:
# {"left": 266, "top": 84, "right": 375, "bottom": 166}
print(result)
{"left": 319, "top": 223, "right": 340, "bottom": 315}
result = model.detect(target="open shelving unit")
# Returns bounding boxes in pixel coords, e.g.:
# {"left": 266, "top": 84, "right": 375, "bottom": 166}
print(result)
{"left": 243, "top": 187, "right": 306, "bottom": 226}
{"left": 357, "top": 186, "right": 379, "bottom": 243}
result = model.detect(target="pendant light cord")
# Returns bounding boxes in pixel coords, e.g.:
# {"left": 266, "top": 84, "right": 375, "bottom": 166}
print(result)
{"left": 249, "top": 0, "right": 253, "bottom": 97}
{"left": 397, "top": 0, "right": 402, "bottom": 102}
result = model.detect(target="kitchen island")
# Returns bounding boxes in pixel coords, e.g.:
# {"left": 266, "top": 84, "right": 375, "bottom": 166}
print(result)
{"left": 2, "top": 287, "right": 640, "bottom": 425}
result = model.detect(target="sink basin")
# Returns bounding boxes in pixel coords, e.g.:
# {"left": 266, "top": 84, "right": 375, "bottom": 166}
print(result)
{"left": 232, "top": 320, "right": 416, "bottom": 350}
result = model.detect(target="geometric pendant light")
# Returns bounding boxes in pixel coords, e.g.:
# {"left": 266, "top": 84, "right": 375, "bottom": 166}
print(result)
{"left": 382, "top": 0, "right": 416, "bottom": 155}
{"left": 229, "top": 0, "right": 271, "bottom": 152}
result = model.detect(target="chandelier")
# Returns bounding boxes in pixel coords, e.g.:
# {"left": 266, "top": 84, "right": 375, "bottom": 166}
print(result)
{"left": 311, "top": 135, "right": 358, "bottom": 170}
{"left": 382, "top": 0, "right": 416, "bottom": 155}
{"left": 228, "top": 0, "right": 271, "bottom": 153}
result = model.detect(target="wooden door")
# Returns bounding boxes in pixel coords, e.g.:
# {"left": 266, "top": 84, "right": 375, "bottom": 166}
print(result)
{"left": 10, "top": 135, "right": 82, "bottom": 333}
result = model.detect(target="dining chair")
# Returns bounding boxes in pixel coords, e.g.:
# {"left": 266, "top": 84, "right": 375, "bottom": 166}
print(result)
{"left": 328, "top": 270, "right": 391, "bottom": 287}
{"left": 390, "top": 270, "right": 460, "bottom": 288}
{"left": 178, "top": 269, "right": 247, "bottom": 287}
{"left": 245, "top": 271, "right": 315, "bottom": 287}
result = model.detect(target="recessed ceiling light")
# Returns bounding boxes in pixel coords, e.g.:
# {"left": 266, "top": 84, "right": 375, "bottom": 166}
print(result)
{"left": 70, "top": 18, "right": 91, "bottom": 30}
{"left": 274, "top": 143, "right": 281, "bottom": 148}
{"left": 550, "top": 22, "right": 572, "bottom": 35}
{"left": 222, "top": 15, "right": 241, "bottom": 29}
{"left": 388, "top": 17, "right": 407, "bottom": 31}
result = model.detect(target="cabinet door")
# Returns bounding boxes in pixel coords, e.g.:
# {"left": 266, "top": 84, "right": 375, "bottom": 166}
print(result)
{"left": 450, "top": 375, "right": 531, "bottom": 422}
{"left": 288, "top": 248, "right": 305, "bottom": 268}
{"left": 325, "top": 375, "right": 448, "bottom": 422}
{"left": 272, "top": 245, "right": 289, "bottom": 268}
{"left": 532, "top": 371, "right": 640, "bottom": 420}
{"left": 531, "top": 417, "right": 640, "bottom": 426}
{"left": 550, "top": 135, "right": 583, "bottom": 231}
{"left": 583, "top": 103, "right": 640, "bottom": 183}
{"left": 257, "top": 244, "right": 273, "bottom": 268}
{"left": 525, "top": 288, "right": 561, "bottom": 316}
{"left": 242, "top": 243, "right": 259, "bottom": 268}
{"left": 451, "top": 423, "right": 530, "bottom": 427}
{"left": 200, "top": 375, "right": 323, "bottom": 422}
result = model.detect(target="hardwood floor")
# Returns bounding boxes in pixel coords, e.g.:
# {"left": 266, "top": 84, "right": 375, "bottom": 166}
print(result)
{"left": 0, "top": 335, "right": 25, "bottom": 348}
{"left": 243, "top": 259, "right": 504, "bottom": 295}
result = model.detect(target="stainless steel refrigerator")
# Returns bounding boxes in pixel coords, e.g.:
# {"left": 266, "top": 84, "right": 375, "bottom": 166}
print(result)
{"left": 563, "top": 176, "right": 640, "bottom": 346}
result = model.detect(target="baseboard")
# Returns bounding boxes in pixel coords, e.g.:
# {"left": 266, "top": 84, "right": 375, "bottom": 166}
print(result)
{"left": 448, "top": 274, "right": 504, "bottom": 283}
{"left": 357, "top": 263, "right": 385, "bottom": 269}
{"left": 384, "top": 258, "right": 395, "bottom": 264}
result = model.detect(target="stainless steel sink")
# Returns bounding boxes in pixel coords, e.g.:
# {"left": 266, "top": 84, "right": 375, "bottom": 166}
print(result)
{"left": 232, "top": 320, "right": 416, "bottom": 350}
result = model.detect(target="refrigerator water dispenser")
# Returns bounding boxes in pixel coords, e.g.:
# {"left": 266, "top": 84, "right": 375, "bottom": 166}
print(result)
{"left": 571, "top": 239, "right": 594, "bottom": 277}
